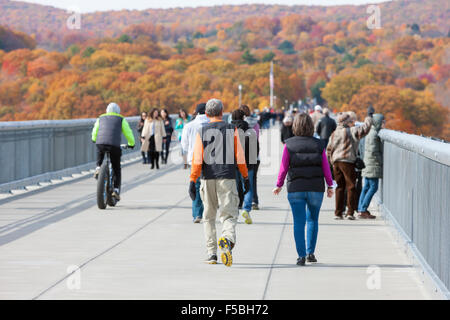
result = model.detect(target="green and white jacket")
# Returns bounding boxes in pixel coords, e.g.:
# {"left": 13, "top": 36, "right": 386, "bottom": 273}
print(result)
{"left": 92, "top": 112, "right": 135, "bottom": 148}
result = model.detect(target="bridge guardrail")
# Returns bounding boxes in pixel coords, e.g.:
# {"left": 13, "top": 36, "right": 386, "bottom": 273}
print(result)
{"left": 0, "top": 116, "right": 142, "bottom": 192}
{"left": 378, "top": 129, "right": 450, "bottom": 299}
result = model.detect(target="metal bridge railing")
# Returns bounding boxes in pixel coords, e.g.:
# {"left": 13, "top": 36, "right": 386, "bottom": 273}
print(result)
{"left": 378, "top": 129, "right": 450, "bottom": 298}
{"left": 0, "top": 117, "right": 141, "bottom": 192}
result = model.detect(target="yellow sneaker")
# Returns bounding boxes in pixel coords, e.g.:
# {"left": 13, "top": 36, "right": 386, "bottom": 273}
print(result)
{"left": 218, "top": 237, "right": 233, "bottom": 267}
{"left": 242, "top": 210, "right": 253, "bottom": 224}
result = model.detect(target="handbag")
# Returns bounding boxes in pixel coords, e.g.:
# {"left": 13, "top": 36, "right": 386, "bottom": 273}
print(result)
{"left": 355, "top": 157, "right": 366, "bottom": 170}
{"left": 346, "top": 127, "right": 366, "bottom": 170}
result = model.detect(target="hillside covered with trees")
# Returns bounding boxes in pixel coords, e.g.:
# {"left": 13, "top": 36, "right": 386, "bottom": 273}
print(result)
{"left": 0, "top": 0, "right": 449, "bottom": 140}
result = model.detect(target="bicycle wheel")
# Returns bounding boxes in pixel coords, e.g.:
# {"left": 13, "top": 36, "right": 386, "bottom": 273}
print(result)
{"left": 106, "top": 165, "right": 118, "bottom": 207}
{"left": 97, "top": 163, "right": 109, "bottom": 210}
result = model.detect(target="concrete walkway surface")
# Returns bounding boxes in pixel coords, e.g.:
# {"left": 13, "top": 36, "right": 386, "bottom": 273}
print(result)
{"left": 0, "top": 130, "right": 432, "bottom": 300}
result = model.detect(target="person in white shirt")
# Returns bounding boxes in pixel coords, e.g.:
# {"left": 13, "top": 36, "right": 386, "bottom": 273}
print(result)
{"left": 181, "top": 103, "right": 210, "bottom": 223}
{"left": 311, "top": 105, "right": 324, "bottom": 129}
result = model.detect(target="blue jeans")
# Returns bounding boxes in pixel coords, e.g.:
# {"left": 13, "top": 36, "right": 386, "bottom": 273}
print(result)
{"left": 236, "top": 169, "right": 255, "bottom": 212}
{"left": 287, "top": 192, "right": 324, "bottom": 258}
{"left": 192, "top": 178, "right": 204, "bottom": 220}
{"left": 358, "top": 178, "right": 379, "bottom": 212}
{"left": 243, "top": 169, "right": 255, "bottom": 212}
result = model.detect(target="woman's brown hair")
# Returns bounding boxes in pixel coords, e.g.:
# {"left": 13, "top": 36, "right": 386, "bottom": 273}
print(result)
{"left": 148, "top": 108, "right": 160, "bottom": 120}
{"left": 240, "top": 105, "right": 251, "bottom": 117}
{"left": 179, "top": 108, "right": 188, "bottom": 120}
{"left": 232, "top": 109, "right": 245, "bottom": 121}
{"left": 292, "top": 113, "right": 314, "bottom": 137}
{"left": 160, "top": 108, "right": 170, "bottom": 120}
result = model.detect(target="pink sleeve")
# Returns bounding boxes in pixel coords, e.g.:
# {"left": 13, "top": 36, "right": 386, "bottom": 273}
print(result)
{"left": 254, "top": 123, "right": 260, "bottom": 140}
{"left": 276, "top": 145, "right": 290, "bottom": 188}
{"left": 322, "top": 150, "right": 333, "bottom": 187}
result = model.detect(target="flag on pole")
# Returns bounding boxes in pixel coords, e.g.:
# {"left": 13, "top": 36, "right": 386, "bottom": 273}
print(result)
{"left": 270, "top": 61, "right": 274, "bottom": 108}
{"left": 270, "top": 61, "right": 274, "bottom": 90}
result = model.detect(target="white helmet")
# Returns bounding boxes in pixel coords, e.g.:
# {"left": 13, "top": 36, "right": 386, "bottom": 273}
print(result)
{"left": 314, "top": 105, "right": 323, "bottom": 112}
{"left": 106, "top": 102, "right": 120, "bottom": 114}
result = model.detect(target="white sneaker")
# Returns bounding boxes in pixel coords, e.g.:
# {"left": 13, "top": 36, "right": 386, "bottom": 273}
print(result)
{"left": 94, "top": 166, "right": 100, "bottom": 179}
{"left": 112, "top": 188, "right": 120, "bottom": 201}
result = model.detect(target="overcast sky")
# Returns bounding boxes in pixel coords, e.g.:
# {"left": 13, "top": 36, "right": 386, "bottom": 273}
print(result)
{"left": 16, "top": 0, "right": 390, "bottom": 13}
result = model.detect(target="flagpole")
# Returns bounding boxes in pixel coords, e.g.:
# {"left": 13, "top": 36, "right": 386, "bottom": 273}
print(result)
{"left": 270, "top": 61, "right": 274, "bottom": 109}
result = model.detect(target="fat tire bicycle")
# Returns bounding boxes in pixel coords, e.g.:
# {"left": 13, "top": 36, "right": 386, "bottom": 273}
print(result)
{"left": 96, "top": 144, "right": 129, "bottom": 209}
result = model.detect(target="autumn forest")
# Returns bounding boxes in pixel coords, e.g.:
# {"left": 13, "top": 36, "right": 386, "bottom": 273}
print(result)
{"left": 0, "top": 0, "right": 449, "bottom": 140}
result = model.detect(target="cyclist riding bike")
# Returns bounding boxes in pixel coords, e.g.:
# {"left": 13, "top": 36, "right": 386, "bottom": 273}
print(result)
{"left": 91, "top": 103, "right": 135, "bottom": 201}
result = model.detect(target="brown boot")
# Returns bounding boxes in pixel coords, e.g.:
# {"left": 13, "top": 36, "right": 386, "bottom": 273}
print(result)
{"left": 358, "top": 212, "right": 376, "bottom": 219}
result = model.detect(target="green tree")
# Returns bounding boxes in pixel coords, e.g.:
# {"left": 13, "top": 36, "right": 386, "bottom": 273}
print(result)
{"left": 354, "top": 57, "right": 372, "bottom": 68}
{"left": 206, "top": 46, "right": 219, "bottom": 54}
{"left": 241, "top": 50, "right": 258, "bottom": 65}
{"left": 310, "top": 80, "right": 326, "bottom": 105}
{"left": 239, "top": 41, "right": 248, "bottom": 51}
{"left": 342, "top": 53, "right": 355, "bottom": 63}
{"left": 82, "top": 46, "right": 95, "bottom": 58}
{"left": 262, "top": 51, "right": 275, "bottom": 62}
{"left": 118, "top": 34, "right": 133, "bottom": 43}
{"left": 192, "top": 32, "right": 204, "bottom": 39}
{"left": 278, "top": 40, "right": 295, "bottom": 54}
{"left": 175, "top": 41, "right": 184, "bottom": 54}
{"left": 68, "top": 44, "right": 80, "bottom": 57}
{"left": 332, "top": 43, "right": 345, "bottom": 54}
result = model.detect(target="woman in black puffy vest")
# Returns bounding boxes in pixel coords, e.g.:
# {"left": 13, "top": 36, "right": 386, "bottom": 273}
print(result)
{"left": 273, "top": 113, "right": 335, "bottom": 266}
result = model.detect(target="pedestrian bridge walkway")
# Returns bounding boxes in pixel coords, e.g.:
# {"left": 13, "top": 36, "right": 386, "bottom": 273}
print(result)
{"left": 0, "top": 135, "right": 436, "bottom": 299}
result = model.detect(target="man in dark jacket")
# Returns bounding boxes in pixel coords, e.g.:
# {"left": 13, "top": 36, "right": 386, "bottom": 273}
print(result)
{"left": 260, "top": 108, "right": 272, "bottom": 129}
{"left": 231, "top": 109, "right": 259, "bottom": 225}
{"left": 315, "top": 108, "right": 336, "bottom": 147}
{"left": 281, "top": 115, "right": 294, "bottom": 144}
{"left": 240, "top": 105, "right": 261, "bottom": 211}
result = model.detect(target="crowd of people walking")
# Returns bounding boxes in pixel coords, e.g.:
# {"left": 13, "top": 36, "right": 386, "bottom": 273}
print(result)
{"left": 113, "top": 99, "right": 384, "bottom": 268}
